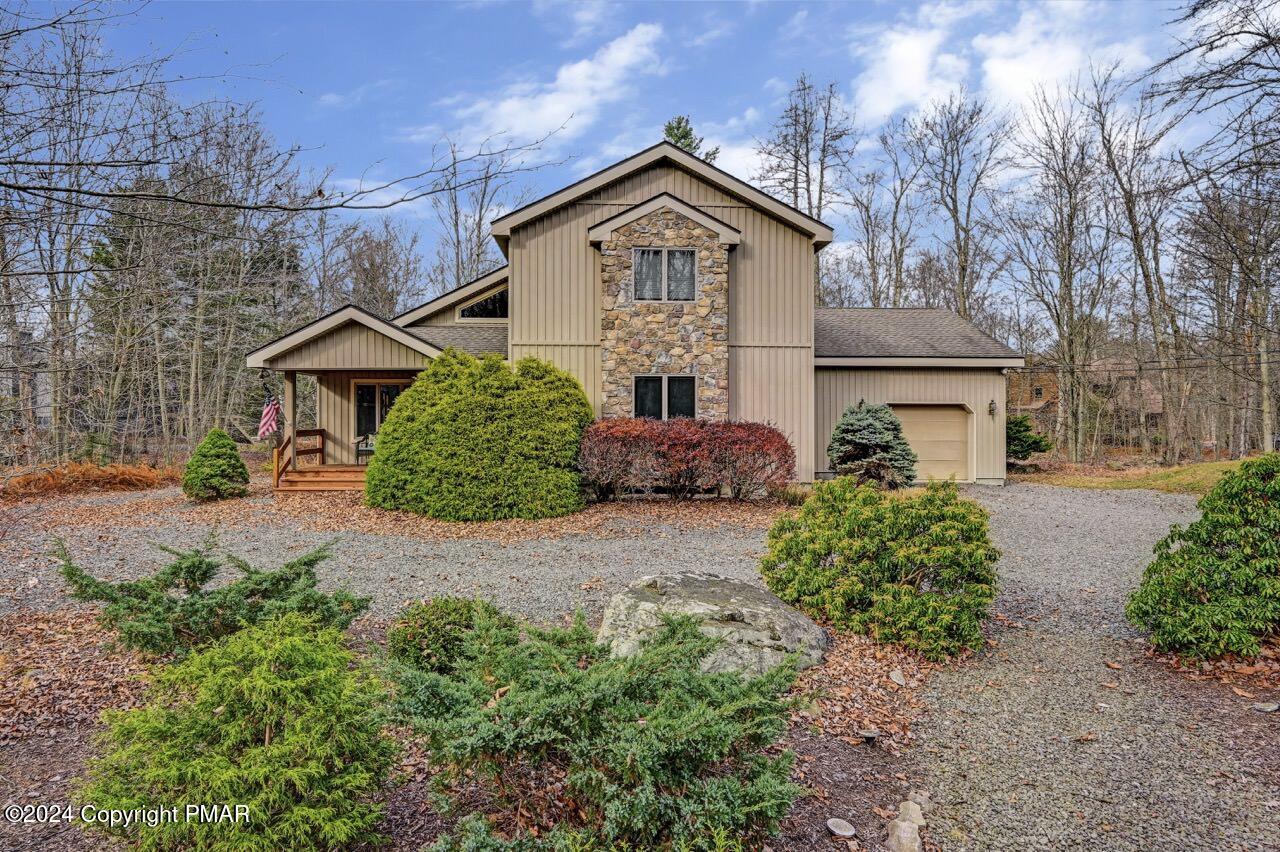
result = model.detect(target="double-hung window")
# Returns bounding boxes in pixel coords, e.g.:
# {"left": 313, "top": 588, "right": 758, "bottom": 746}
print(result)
{"left": 634, "top": 375, "right": 696, "bottom": 420}
{"left": 634, "top": 248, "right": 696, "bottom": 301}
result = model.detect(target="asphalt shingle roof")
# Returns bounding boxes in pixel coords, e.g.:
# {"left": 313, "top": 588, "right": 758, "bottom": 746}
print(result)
{"left": 814, "top": 308, "right": 1019, "bottom": 359}
{"left": 406, "top": 325, "right": 508, "bottom": 358}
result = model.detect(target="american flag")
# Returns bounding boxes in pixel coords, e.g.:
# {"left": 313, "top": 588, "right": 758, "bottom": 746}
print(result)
{"left": 257, "top": 393, "right": 281, "bottom": 441}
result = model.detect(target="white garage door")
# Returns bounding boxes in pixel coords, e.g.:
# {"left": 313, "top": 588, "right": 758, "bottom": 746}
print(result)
{"left": 890, "top": 404, "right": 970, "bottom": 482}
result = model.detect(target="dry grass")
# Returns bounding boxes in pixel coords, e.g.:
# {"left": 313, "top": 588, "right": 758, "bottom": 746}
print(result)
{"left": 1011, "top": 458, "right": 1243, "bottom": 495}
{"left": 1, "top": 461, "right": 182, "bottom": 499}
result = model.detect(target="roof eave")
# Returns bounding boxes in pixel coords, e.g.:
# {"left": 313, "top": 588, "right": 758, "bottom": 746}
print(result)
{"left": 814, "top": 356, "right": 1025, "bottom": 368}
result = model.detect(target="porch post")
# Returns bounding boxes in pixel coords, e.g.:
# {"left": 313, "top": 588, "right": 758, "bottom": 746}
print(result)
{"left": 284, "top": 370, "right": 297, "bottom": 469}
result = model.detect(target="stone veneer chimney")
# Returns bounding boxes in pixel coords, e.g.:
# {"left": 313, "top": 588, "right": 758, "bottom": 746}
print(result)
{"left": 598, "top": 207, "right": 729, "bottom": 419}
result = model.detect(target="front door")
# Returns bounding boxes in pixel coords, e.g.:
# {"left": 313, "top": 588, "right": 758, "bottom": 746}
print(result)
{"left": 354, "top": 382, "right": 407, "bottom": 460}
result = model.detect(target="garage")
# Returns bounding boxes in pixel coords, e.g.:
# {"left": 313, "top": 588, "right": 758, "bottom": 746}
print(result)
{"left": 889, "top": 404, "right": 970, "bottom": 482}
{"left": 812, "top": 308, "right": 1025, "bottom": 485}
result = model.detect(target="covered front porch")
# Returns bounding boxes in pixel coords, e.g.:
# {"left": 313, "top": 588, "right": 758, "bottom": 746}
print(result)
{"left": 270, "top": 370, "right": 421, "bottom": 492}
{"left": 245, "top": 305, "right": 444, "bottom": 492}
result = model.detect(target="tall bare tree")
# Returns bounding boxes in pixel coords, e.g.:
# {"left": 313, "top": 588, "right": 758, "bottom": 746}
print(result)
{"left": 907, "top": 90, "right": 1010, "bottom": 322}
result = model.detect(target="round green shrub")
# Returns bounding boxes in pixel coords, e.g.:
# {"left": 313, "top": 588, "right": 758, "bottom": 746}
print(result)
{"left": 77, "top": 613, "right": 397, "bottom": 851}
{"left": 826, "top": 402, "right": 918, "bottom": 487}
{"left": 760, "top": 478, "right": 999, "bottom": 660}
{"left": 1126, "top": 453, "right": 1280, "bottom": 659}
{"left": 182, "top": 428, "right": 249, "bottom": 501}
{"left": 365, "top": 350, "right": 594, "bottom": 521}
{"left": 387, "top": 596, "right": 515, "bottom": 673}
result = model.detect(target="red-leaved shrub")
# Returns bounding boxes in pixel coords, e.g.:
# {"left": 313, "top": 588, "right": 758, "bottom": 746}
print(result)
{"left": 579, "top": 418, "right": 795, "bottom": 501}
{"left": 653, "top": 418, "right": 712, "bottom": 499}
{"left": 702, "top": 421, "right": 796, "bottom": 499}
{"left": 578, "top": 419, "right": 660, "bottom": 500}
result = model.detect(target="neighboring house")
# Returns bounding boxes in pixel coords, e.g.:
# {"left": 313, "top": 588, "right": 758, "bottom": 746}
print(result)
{"left": 247, "top": 142, "right": 1022, "bottom": 491}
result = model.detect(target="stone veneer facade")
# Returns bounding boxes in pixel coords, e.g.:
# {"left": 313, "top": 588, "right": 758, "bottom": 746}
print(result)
{"left": 599, "top": 208, "right": 729, "bottom": 419}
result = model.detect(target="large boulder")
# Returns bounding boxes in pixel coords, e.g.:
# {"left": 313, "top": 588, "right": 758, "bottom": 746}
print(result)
{"left": 598, "top": 572, "right": 828, "bottom": 676}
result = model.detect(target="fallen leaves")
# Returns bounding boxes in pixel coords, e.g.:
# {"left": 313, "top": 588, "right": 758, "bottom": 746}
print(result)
{"left": 0, "top": 608, "right": 150, "bottom": 744}
{"left": 30, "top": 480, "right": 793, "bottom": 546}
{"left": 790, "top": 632, "right": 934, "bottom": 750}
{"left": 1104, "top": 661, "right": 1122, "bottom": 670}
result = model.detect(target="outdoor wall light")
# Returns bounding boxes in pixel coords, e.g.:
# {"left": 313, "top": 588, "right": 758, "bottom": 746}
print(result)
{"left": 988, "top": 400, "right": 998, "bottom": 415}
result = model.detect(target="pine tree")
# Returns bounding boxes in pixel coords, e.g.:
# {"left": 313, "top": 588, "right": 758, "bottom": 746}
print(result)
{"left": 826, "top": 402, "right": 918, "bottom": 487}
{"left": 182, "top": 428, "right": 250, "bottom": 500}
{"left": 663, "top": 115, "right": 719, "bottom": 164}
{"left": 1006, "top": 414, "right": 1052, "bottom": 460}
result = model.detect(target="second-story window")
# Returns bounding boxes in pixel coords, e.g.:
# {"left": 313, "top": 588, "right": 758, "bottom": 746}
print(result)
{"left": 459, "top": 287, "right": 508, "bottom": 319}
{"left": 634, "top": 248, "right": 696, "bottom": 301}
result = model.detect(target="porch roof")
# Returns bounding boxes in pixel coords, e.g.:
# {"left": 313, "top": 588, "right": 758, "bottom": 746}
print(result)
{"left": 246, "top": 305, "right": 442, "bottom": 370}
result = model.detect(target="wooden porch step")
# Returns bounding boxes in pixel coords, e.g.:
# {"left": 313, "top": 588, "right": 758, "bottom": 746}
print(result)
{"left": 275, "top": 465, "right": 367, "bottom": 492}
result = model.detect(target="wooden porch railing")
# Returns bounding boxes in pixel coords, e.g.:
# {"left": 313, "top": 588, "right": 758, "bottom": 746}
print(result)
{"left": 272, "top": 429, "right": 326, "bottom": 489}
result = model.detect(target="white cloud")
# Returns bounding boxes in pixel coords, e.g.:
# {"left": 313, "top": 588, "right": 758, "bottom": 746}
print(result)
{"left": 449, "top": 23, "right": 665, "bottom": 148}
{"left": 533, "top": 0, "right": 610, "bottom": 44}
{"left": 852, "top": 26, "right": 967, "bottom": 123}
{"left": 780, "top": 9, "right": 810, "bottom": 41}
{"left": 973, "top": 2, "right": 1152, "bottom": 108}
{"left": 316, "top": 79, "right": 395, "bottom": 110}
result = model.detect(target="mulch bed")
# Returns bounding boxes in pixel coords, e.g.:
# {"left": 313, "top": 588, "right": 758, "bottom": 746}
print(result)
{"left": 25, "top": 484, "right": 791, "bottom": 546}
{"left": 1148, "top": 639, "right": 1280, "bottom": 694}
{"left": 0, "top": 608, "right": 151, "bottom": 852}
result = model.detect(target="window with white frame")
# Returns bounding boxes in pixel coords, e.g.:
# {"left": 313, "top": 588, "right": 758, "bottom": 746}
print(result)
{"left": 633, "top": 248, "right": 696, "bottom": 301}
{"left": 634, "top": 375, "right": 696, "bottom": 420}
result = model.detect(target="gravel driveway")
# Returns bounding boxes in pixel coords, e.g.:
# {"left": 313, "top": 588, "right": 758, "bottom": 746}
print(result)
{"left": 0, "top": 489, "right": 769, "bottom": 622}
{"left": 912, "top": 484, "right": 1280, "bottom": 851}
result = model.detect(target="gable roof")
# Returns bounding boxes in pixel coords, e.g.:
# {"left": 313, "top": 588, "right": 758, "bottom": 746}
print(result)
{"left": 245, "top": 304, "right": 443, "bottom": 368}
{"left": 392, "top": 265, "right": 508, "bottom": 327}
{"left": 491, "top": 141, "right": 834, "bottom": 250}
{"left": 586, "top": 192, "right": 741, "bottom": 246}
{"left": 814, "top": 308, "right": 1023, "bottom": 366}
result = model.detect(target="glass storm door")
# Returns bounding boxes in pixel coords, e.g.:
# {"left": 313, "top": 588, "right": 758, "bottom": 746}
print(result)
{"left": 355, "top": 383, "right": 404, "bottom": 438}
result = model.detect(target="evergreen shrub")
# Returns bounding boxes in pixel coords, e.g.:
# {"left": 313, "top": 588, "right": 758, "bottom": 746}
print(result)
{"left": 760, "top": 479, "right": 999, "bottom": 660}
{"left": 1006, "top": 414, "right": 1052, "bottom": 460}
{"left": 394, "top": 615, "right": 800, "bottom": 850}
{"left": 59, "top": 539, "right": 368, "bottom": 654}
{"left": 182, "top": 428, "right": 249, "bottom": 500}
{"left": 386, "top": 596, "right": 515, "bottom": 673}
{"left": 1126, "top": 453, "right": 1280, "bottom": 658}
{"left": 826, "top": 402, "right": 918, "bottom": 487}
{"left": 364, "top": 350, "right": 594, "bottom": 521}
{"left": 78, "top": 614, "right": 396, "bottom": 851}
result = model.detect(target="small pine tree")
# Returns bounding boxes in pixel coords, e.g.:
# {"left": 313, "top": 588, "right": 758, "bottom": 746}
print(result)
{"left": 182, "top": 428, "right": 249, "bottom": 501}
{"left": 826, "top": 402, "right": 918, "bottom": 487}
{"left": 1006, "top": 414, "right": 1052, "bottom": 460}
{"left": 663, "top": 115, "right": 720, "bottom": 164}
{"left": 78, "top": 615, "right": 397, "bottom": 851}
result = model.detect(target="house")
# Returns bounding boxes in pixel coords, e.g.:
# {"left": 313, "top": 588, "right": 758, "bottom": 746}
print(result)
{"left": 247, "top": 142, "right": 1022, "bottom": 491}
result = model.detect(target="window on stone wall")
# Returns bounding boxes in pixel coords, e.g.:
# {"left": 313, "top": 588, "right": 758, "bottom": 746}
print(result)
{"left": 634, "top": 374, "right": 696, "bottom": 419}
{"left": 633, "top": 248, "right": 696, "bottom": 301}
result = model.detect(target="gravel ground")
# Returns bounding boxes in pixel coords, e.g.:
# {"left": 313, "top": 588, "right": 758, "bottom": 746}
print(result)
{"left": 0, "top": 488, "right": 769, "bottom": 622}
{"left": 4, "top": 483, "right": 1278, "bottom": 852}
{"left": 911, "top": 484, "right": 1280, "bottom": 851}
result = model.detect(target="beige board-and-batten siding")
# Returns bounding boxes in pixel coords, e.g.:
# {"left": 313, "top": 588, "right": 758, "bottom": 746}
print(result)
{"left": 506, "top": 161, "right": 818, "bottom": 480}
{"left": 814, "top": 367, "right": 1009, "bottom": 484}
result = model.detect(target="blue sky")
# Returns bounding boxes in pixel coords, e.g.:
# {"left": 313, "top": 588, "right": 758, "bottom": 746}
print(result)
{"left": 105, "top": 0, "right": 1183, "bottom": 230}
